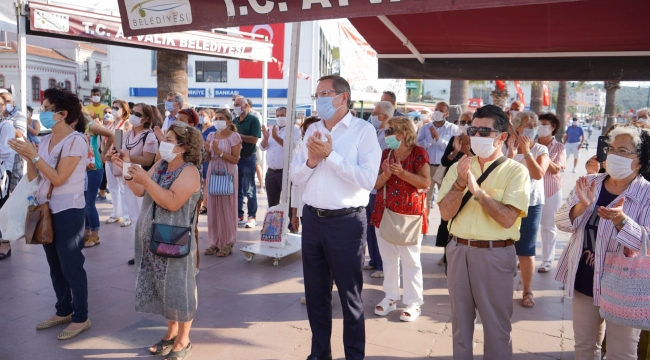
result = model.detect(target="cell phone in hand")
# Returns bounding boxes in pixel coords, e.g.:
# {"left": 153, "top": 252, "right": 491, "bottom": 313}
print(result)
{"left": 114, "top": 129, "right": 123, "bottom": 153}
{"left": 596, "top": 136, "right": 608, "bottom": 162}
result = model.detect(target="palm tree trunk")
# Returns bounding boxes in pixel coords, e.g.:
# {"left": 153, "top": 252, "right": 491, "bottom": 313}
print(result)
{"left": 603, "top": 81, "right": 620, "bottom": 135}
{"left": 555, "top": 81, "right": 568, "bottom": 141}
{"left": 156, "top": 51, "right": 188, "bottom": 115}
{"left": 530, "top": 82, "right": 543, "bottom": 114}
{"left": 448, "top": 80, "right": 468, "bottom": 123}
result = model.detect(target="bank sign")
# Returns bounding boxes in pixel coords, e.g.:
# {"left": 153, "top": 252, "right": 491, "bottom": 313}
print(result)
{"left": 129, "top": 88, "right": 288, "bottom": 98}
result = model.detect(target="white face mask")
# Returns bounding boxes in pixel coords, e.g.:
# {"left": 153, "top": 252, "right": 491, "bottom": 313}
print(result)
{"left": 91, "top": 95, "right": 100, "bottom": 103}
{"left": 606, "top": 154, "right": 636, "bottom": 180}
{"left": 572, "top": 121, "right": 579, "bottom": 126}
{"left": 214, "top": 120, "right": 227, "bottom": 131}
{"left": 276, "top": 116, "right": 287, "bottom": 128}
{"left": 538, "top": 125, "right": 553, "bottom": 137}
{"left": 432, "top": 111, "right": 445, "bottom": 122}
{"left": 233, "top": 106, "right": 243, "bottom": 117}
{"left": 459, "top": 124, "right": 469, "bottom": 135}
{"left": 159, "top": 141, "right": 181, "bottom": 162}
{"left": 639, "top": 117, "right": 649, "bottom": 124}
{"left": 470, "top": 136, "right": 498, "bottom": 158}
{"left": 510, "top": 110, "right": 520, "bottom": 120}
{"left": 419, "top": 113, "right": 430, "bottom": 122}
{"left": 129, "top": 114, "right": 142, "bottom": 127}
{"left": 112, "top": 109, "right": 121, "bottom": 119}
{"left": 369, "top": 115, "right": 381, "bottom": 129}
{"left": 198, "top": 116, "right": 206, "bottom": 125}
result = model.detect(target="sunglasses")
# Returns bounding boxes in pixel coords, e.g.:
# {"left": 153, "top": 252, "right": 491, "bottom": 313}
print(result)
{"left": 466, "top": 126, "right": 500, "bottom": 137}
{"left": 131, "top": 111, "right": 143, "bottom": 118}
{"left": 385, "top": 127, "right": 395, "bottom": 136}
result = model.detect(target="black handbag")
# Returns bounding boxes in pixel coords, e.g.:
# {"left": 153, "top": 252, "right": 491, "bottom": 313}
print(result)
{"left": 148, "top": 172, "right": 196, "bottom": 258}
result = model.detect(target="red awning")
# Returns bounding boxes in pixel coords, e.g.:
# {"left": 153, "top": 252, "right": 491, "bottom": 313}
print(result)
{"left": 28, "top": 2, "right": 272, "bottom": 62}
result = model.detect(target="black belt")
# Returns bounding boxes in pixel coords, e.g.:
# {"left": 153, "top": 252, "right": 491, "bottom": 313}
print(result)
{"left": 267, "top": 168, "right": 283, "bottom": 173}
{"left": 241, "top": 152, "right": 256, "bottom": 158}
{"left": 307, "top": 205, "right": 364, "bottom": 218}
{"left": 454, "top": 237, "right": 515, "bottom": 248}
{"left": 430, "top": 164, "right": 441, "bottom": 166}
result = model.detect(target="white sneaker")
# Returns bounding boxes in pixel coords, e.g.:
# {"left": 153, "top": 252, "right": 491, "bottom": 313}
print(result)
{"left": 572, "top": 168, "right": 576, "bottom": 173}
{"left": 238, "top": 217, "right": 246, "bottom": 225}
{"left": 245, "top": 218, "right": 257, "bottom": 228}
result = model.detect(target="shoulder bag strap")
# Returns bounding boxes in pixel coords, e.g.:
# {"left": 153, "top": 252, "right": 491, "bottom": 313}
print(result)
{"left": 447, "top": 156, "right": 507, "bottom": 234}
{"left": 382, "top": 150, "right": 393, "bottom": 207}
{"left": 46, "top": 146, "right": 66, "bottom": 201}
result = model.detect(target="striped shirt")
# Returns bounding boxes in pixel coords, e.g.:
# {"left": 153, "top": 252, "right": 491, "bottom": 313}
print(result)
{"left": 541, "top": 138, "right": 566, "bottom": 198}
{"left": 554, "top": 174, "right": 650, "bottom": 305}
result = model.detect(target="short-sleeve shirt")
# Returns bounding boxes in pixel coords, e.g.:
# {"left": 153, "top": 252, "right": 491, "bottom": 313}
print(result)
{"left": 37, "top": 132, "right": 88, "bottom": 213}
{"left": 438, "top": 156, "right": 531, "bottom": 241}
{"left": 542, "top": 138, "right": 566, "bottom": 198}
{"left": 370, "top": 146, "right": 430, "bottom": 233}
{"left": 513, "top": 143, "right": 549, "bottom": 207}
{"left": 85, "top": 103, "right": 109, "bottom": 118}
{"left": 233, "top": 113, "right": 261, "bottom": 157}
{"left": 124, "top": 129, "right": 158, "bottom": 158}
{"left": 565, "top": 126, "right": 584, "bottom": 143}
{"left": 85, "top": 121, "right": 103, "bottom": 171}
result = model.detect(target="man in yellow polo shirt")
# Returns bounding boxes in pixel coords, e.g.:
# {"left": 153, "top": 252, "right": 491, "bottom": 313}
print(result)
{"left": 85, "top": 88, "right": 108, "bottom": 119}
{"left": 438, "top": 104, "right": 530, "bottom": 360}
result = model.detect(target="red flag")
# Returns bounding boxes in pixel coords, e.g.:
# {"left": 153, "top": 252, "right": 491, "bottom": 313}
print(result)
{"left": 239, "top": 23, "right": 285, "bottom": 79}
{"left": 495, "top": 80, "right": 506, "bottom": 91}
{"left": 514, "top": 81, "right": 525, "bottom": 106}
{"left": 94, "top": 72, "right": 101, "bottom": 83}
{"left": 542, "top": 82, "right": 550, "bottom": 107}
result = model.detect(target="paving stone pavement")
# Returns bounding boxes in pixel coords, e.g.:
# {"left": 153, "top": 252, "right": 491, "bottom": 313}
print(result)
{"left": 0, "top": 144, "right": 597, "bottom": 359}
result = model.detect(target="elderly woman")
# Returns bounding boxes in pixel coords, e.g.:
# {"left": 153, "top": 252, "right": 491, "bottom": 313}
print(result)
{"left": 536, "top": 113, "right": 566, "bottom": 273}
{"left": 507, "top": 111, "right": 550, "bottom": 307}
{"left": 9, "top": 88, "right": 90, "bottom": 340}
{"left": 204, "top": 108, "right": 242, "bottom": 257}
{"left": 116, "top": 122, "right": 202, "bottom": 360}
{"left": 370, "top": 116, "right": 430, "bottom": 322}
{"left": 555, "top": 125, "right": 650, "bottom": 359}
{"left": 435, "top": 111, "right": 474, "bottom": 263}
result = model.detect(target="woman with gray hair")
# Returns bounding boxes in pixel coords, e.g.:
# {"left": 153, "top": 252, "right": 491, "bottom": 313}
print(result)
{"left": 506, "top": 111, "right": 550, "bottom": 308}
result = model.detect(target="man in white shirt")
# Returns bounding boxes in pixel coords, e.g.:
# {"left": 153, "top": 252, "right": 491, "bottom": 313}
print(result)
{"left": 260, "top": 106, "right": 301, "bottom": 207}
{"left": 0, "top": 92, "right": 26, "bottom": 193}
{"left": 290, "top": 75, "right": 381, "bottom": 360}
{"left": 161, "top": 92, "right": 183, "bottom": 131}
{"left": 417, "top": 101, "right": 459, "bottom": 206}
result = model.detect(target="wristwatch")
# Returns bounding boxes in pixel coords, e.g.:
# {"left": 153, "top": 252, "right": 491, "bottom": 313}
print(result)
{"left": 219, "top": 151, "right": 224, "bottom": 158}
{"left": 618, "top": 215, "right": 628, "bottom": 226}
{"left": 31, "top": 156, "right": 40, "bottom": 164}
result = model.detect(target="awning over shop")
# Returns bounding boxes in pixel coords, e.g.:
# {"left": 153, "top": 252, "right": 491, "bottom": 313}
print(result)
{"left": 347, "top": 0, "right": 650, "bottom": 80}
{"left": 27, "top": 1, "right": 272, "bottom": 62}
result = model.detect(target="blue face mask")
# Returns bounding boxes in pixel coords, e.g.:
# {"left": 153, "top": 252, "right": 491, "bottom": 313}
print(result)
{"left": 369, "top": 115, "right": 381, "bottom": 129}
{"left": 164, "top": 101, "right": 175, "bottom": 112}
{"left": 39, "top": 111, "right": 56, "bottom": 129}
{"left": 316, "top": 94, "right": 341, "bottom": 121}
{"left": 5, "top": 104, "right": 13, "bottom": 113}
{"left": 385, "top": 135, "right": 401, "bottom": 150}
{"left": 522, "top": 128, "right": 537, "bottom": 139}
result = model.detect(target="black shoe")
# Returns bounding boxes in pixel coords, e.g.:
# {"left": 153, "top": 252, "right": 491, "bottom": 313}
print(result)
{"left": 0, "top": 248, "right": 10, "bottom": 261}
{"left": 127, "top": 259, "right": 135, "bottom": 265}
{"left": 306, "top": 354, "right": 332, "bottom": 360}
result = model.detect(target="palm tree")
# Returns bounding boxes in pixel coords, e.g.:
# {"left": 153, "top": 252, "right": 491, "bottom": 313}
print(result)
{"left": 530, "top": 81, "right": 543, "bottom": 114}
{"left": 448, "top": 80, "right": 468, "bottom": 123}
{"left": 603, "top": 81, "right": 621, "bottom": 134}
{"left": 490, "top": 84, "right": 509, "bottom": 110}
{"left": 555, "top": 81, "right": 568, "bottom": 141}
{"left": 156, "top": 51, "right": 188, "bottom": 115}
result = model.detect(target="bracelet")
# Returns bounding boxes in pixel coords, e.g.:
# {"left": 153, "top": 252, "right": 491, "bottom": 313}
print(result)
{"left": 452, "top": 181, "right": 466, "bottom": 192}
{"left": 473, "top": 189, "right": 486, "bottom": 201}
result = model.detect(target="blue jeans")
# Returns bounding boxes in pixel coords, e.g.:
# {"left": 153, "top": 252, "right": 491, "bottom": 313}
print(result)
{"left": 43, "top": 208, "right": 88, "bottom": 323}
{"left": 366, "top": 194, "right": 383, "bottom": 270}
{"left": 515, "top": 204, "right": 543, "bottom": 256}
{"left": 238, "top": 155, "right": 257, "bottom": 219}
{"left": 84, "top": 168, "right": 103, "bottom": 231}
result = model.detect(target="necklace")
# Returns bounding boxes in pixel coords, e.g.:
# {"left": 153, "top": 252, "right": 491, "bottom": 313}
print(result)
{"left": 394, "top": 147, "right": 412, "bottom": 162}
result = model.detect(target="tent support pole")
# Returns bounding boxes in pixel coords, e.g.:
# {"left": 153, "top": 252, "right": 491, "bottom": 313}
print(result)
{"left": 16, "top": 0, "right": 27, "bottom": 109}
{"left": 377, "top": 15, "right": 425, "bottom": 64}
{"left": 261, "top": 59, "right": 268, "bottom": 181}
{"left": 279, "top": 22, "right": 301, "bottom": 245}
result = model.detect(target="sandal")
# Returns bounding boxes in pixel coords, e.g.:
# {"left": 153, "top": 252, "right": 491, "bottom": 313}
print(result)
{"left": 106, "top": 217, "right": 122, "bottom": 224}
{"left": 400, "top": 304, "right": 421, "bottom": 322}
{"left": 362, "top": 265, "right": 377, "bottom": 270}
{"left": 120, "top": 219, "right": 132, "bottom": 227}
{"left": 522, "top": 292, "right": 535, "bottom": 308}
{"left": 538, "top": 261, "right": 552, "bottom": 273}
{"left": 149, "top": 336, "right": 177, "bottom": 355}
{"left": 84, "top": 237, "right": 100, "bottom": 248}
{"left": 204, "top": 245, "right": 219, "bottom": 255}
{"left": 375, "top": 298, "right": 397, "bottom": 316}
{"left": 199, "top": 207, "right": 208, "bottom": 215}
{"left": 217, "top": 243, "right": 233, "bottom": 257}
{"left": 165, "top": 342, "right": 192, "bottom": 360}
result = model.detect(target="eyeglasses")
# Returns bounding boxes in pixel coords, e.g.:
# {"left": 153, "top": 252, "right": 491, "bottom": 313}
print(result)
{"left": 311, "top": 90, "right": 338, "bottom": 100}
{"left": 605, "top": 146, "right": 637, "bottom": 157}
{"left": 466, "top": 126, "right": 500, "bottom": 137}
{"left": 131, "top": 111, "right": 143, "bottom": 118}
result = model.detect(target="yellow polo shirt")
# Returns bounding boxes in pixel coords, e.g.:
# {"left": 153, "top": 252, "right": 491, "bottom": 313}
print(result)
{"left": 438, "top": 156, "right": 531, "bottom": 241}
{"left": 85, "top": 103, "right": 108, "bottom": 118}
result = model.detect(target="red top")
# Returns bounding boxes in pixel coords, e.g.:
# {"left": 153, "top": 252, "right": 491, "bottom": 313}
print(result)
{"left": 370, "top": 146, "right": 429, "bottom": 234}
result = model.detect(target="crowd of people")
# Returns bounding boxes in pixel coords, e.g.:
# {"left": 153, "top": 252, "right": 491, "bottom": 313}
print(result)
{"left": 0, "top": 76, "right": 648, "bottom": 360}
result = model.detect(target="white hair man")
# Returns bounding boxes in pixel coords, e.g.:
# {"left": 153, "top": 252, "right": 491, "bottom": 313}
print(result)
{"left": 162, "top": 92, "right": 184, "bottom": 131}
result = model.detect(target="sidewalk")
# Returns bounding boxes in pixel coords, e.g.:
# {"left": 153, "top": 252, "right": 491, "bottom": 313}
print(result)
{"left": 0, "top": 143, "right": 595, "bottom": 359}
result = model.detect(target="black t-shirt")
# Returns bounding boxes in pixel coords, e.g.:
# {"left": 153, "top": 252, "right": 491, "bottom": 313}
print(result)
{"left": 574, "top": 185, "right": 618, "bottom": 297}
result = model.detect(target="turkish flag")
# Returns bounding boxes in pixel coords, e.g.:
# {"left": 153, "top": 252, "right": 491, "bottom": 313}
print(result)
{"left": 495, "top": 80, "right": 506, "bottom": 91}
{"left": 239, "top": 23, "right": 285, "bottom": 79}
{"left": 95, "top": 72, "right": 101, "bottom": 83}
{"left": 514, "top": 81, "right": 525, "bottom": 106}
{"left": 542, "top": 82, "right": 550, "bottom": 107}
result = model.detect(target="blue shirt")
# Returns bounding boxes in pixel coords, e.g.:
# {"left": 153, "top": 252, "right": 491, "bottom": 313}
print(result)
{"left": 416, "top": 121, "right": 459, "bottom": 164}
{"left": 565, "top": 126, "right": 584, "bottom": 143}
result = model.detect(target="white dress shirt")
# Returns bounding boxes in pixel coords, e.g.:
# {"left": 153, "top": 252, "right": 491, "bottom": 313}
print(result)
{"left": 417, "top": 121, "right": 459, "bottom": 165}
{"left": 162, "top": 114, "right": 177, "bottom": 132}
{"left": 260, "top": 125, "right": 302, "bottom": 170}
{"left": 290, "top": 112, "right": 382, "bottom": 210}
